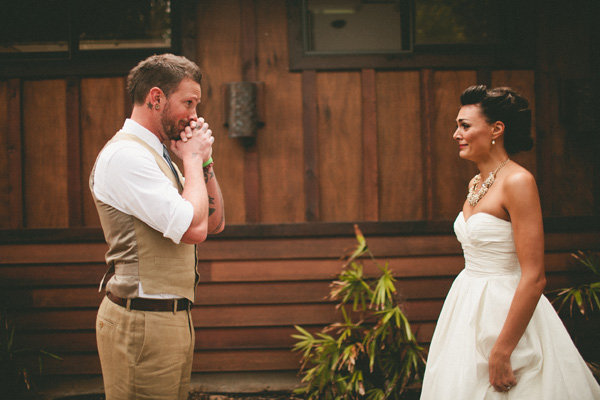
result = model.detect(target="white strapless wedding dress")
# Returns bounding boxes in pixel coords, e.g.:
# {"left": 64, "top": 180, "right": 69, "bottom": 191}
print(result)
{"left": 420, "top": 212, "right": 600, "bottom": 399}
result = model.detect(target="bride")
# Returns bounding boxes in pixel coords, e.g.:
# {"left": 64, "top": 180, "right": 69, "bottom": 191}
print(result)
{"left": 420, "top": 85, "right": 600, "bottom": 399}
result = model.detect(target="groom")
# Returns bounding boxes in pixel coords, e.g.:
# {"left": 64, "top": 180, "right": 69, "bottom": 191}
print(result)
{"left": 90, "top": 53, "right": 225, "bottom": 399}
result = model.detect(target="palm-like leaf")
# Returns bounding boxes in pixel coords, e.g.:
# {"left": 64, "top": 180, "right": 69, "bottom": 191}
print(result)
{"left": 551, "top": 251, "right": 600, "bottom": 318}
{"left": 292, "top": 226, "right": 425, "bottom": 399}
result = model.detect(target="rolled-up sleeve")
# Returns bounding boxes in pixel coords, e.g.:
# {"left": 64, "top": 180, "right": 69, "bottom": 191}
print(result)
{"left": 93, "top": 142, "right": 193, "bottom": 244}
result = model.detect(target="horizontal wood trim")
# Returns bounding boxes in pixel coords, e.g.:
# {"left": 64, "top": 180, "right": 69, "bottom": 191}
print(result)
{"left": 12, "top": 300, "right": 444, "bottom": 331}
{"left": 202, "top": 256, "right": 461, "bottom": 282}
{"left": 0, "top": 243, "right": 107, "bottom": 264}
{"left": 35, "top": 349, "right": 301, "bottom": 375}
{"left": 3, "top": 279, "right": 456, "bottom": 309}
{"left": 4, "top": 267, "right": 578, "bottom": 311}
{"left": 2, "top": 273, "right": 575, "bottom": 311}
{"left": 0, "top": 252, "right": 580, "bottom": 290}
{"left": 2, "top": 232, "right": 598, "bottom": 264}
{"left": 1, "top": 216, "right": 598, "bottom": 244}
{"left": 0, "top": 252, "right": 588, "bottom": 286}
{"left": 199, "top": 235, "right": 461, "bottom": 260}
{"left": 20, "top": 322, "right": 438, "bottom": 355}
{"left": 194, "top": 349, "right": 300, "bottom": 372}
{"left": 0, "top": 264, "right": 106, "bottom": 286}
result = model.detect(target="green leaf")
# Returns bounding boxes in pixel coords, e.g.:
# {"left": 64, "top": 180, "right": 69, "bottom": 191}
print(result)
{"left": 292, "top": 229, "right": 426, "bottom": 399}
{"left": 295, "top": 325, "right": 314, "bottom": 339}
{"left": 574, "top": 290, "right": 585, "bottom": 315}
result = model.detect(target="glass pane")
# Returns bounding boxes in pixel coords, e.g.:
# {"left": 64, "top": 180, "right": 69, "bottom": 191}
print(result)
{"left": 306, "top": 0, "right": 405, "bottom": 53}
{"left": 0, "top": 0, "right": 69, "bottom": 53}
{"left": 416, "top": 0, "right": 503, "bottom": 45}
{"left": 77, "top": 0, "right": 171, "bottom": 50}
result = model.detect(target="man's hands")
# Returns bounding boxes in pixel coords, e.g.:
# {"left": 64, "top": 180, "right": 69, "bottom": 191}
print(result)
{"left": 170, "top": 117, "right": 214, "bottom": 164}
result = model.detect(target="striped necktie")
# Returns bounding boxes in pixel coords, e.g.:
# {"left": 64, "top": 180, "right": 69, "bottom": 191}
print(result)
{"left": 162, "top": 144, "right": 182, "bottom": 188}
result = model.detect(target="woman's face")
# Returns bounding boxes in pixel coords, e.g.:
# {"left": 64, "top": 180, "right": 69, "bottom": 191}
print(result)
{"left": 453, "top": 104, "right": 494, "bottom": 161}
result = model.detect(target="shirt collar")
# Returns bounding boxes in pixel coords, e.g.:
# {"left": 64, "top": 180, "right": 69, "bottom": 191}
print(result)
{"left": 121, "top": 119, "right": 164, "bottom": 155}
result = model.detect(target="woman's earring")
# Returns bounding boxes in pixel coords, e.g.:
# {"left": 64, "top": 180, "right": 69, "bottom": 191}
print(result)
{"left": 492, "top": 139, "right": 496, "bottom": 145}
{"left": 155, "top": 104, "right": 160, "bottom": 110}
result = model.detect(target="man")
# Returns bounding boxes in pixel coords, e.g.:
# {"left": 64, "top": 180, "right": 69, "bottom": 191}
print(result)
{"left": 90, "top": 53, "right": 224, "bottom": 400}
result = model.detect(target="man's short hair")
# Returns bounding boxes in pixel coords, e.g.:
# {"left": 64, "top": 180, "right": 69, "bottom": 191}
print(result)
{"left": 126, "top": 53, "right": 202, "bottom": 105}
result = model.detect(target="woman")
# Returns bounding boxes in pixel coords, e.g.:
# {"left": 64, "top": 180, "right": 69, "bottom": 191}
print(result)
{"left": 420, "top": 85, "right": 600, "bottom": 399}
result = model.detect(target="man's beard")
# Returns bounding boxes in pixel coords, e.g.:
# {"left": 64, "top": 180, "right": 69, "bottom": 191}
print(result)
{"left": 160, "top": 104, "right": 187, "bottom": 141}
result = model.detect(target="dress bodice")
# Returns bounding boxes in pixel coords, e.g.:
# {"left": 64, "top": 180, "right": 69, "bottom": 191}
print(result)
{"left": 454, "top": 212, "right": 520, "bottom": 276}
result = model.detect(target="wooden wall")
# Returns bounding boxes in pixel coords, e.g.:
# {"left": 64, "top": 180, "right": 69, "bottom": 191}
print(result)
{"left": 0, "top": 1, "right": 597, "bottom": 231}
{"left": 0, "top": 65, "right": 576, "bottom": 228}
{"left": 1, "top": 229, "right": 598, "bottom": 375}
{"left": 0, "top": 0, "right": 598, "bottom": 383}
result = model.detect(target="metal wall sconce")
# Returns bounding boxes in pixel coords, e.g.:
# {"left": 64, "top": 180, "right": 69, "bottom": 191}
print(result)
{"left": 223, "top": 81, "right": 265, "bottom": 146}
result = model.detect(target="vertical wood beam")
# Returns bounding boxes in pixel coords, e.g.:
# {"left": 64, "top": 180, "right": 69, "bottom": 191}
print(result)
{"left": 591, "top": 2, "right": 600, "bottom": 216}
{"left": 180, "top": 0, "right": 197, "bottom": 62}
{"left": 302, "top": 70, "right": 319, "bottom": 222}
{"left": 66, "top": 76, "right": 83, "bottom": 227}
{"left": 66, "top": 77, "right": 83, "bottom": 227}
{"left": 123, "top": 78, "right": 132, "bottom": 118}
{"left": 361, "top": 69, "right": 378, "bottom": 221}
{"left": 240, "top": 0, "right": 258, "bottom": 82}
{"left": 419, "top": 69, "right": 434, "bottom": 220}
{"left": 476, "top": 69, "right": 492, "bottom": 87}
{"left": 7, "top": 78, "right": 23, "bottom": 229}
{"left": 240, "top": 0, "right": 260, "bottom": 223}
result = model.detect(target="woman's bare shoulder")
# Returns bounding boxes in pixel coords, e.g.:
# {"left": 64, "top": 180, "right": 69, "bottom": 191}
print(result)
{"left": 501, "top": 163, "right": 539, "bottom": 207}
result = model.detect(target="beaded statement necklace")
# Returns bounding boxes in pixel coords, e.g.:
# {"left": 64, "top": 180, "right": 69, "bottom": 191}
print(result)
{"left": 467, "top": 159, "right": 510, "bottom": 207}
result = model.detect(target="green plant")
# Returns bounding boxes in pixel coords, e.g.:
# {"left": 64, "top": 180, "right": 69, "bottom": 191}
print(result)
{"left": 0, "top": 306, "right": 62, "bottom": 398}
{"left": 550, "top": 251, "right": 600, "bottom": 382}
{"left": 292, "top": 225, "right": 426, "bottom": 400}
{"left": 551, "top": 251, "right": 600, "bottom": 318}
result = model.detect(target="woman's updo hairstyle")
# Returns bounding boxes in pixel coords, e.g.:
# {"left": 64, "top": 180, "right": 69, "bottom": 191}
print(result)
{"left": 460, "top": 85, "right": 533, "bottom": 154}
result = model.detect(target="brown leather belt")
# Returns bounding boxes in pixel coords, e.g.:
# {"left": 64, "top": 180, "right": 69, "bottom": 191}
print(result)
{"left": 107, "top": 292, "right": 192, "bottom": 312}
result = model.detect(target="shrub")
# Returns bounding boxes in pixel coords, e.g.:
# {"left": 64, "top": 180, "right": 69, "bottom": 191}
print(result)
{"left": 292, "top": 225, "right": 426, "bottom": 400}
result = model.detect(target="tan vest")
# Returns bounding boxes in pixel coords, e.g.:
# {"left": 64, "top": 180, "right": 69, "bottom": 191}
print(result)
{"left": 90, "top": 131, "right": 198, "bottom": 301}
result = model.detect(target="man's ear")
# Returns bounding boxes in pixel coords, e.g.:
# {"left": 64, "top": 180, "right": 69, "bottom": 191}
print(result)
{"left": 147, "top": 87, "right": 164, "bottom": 108}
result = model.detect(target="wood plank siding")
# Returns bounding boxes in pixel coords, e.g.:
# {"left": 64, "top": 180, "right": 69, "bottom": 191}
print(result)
{"left": 0, "top": 0, "right": 598, "bottom": 382}
{"left": 1, "top": 231, "right": 597, "bottom": 375}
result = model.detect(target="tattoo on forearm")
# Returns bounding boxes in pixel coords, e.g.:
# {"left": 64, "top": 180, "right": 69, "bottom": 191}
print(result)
{"left": 208, "top": 195, "right": 215, "bottom": 216}
{"left": 208, "top": 195, "right": 224, "bottom": 234}
{"left": 204, "top": 169, "right": 214, "bottom": 183}
{"left": 211, "top": 217, "right": 224, "bottom": 233}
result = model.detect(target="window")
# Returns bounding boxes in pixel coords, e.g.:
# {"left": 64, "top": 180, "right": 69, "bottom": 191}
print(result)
{"left": 287, "top": 0, "right": 535, "bottom": 70}
{"left": 0, "top": 0, "right": 181, "bottom": 77}
{"left": 304, "top": 0, "right": 412, "bottom": 54}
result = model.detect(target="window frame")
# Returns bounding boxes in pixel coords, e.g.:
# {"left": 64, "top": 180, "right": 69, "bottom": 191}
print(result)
{"left": 0, "top": 1, "right": 187, "bottom": 79}
{"left": 286, "top": 0, "right": 535, "bottom": 71}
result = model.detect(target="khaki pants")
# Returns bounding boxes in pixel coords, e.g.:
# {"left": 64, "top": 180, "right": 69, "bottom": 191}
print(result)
{"left": 96, "top": 296, "right": 195, "bottom": 400}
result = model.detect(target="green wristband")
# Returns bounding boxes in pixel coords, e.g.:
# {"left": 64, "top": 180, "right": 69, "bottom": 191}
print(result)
{"left": 202, "top": 157, "right": 213, "bottom": 168}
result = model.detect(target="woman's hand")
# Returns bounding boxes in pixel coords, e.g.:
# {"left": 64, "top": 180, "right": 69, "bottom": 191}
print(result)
{"left": 489, "top": 348, "right": 517, "bottom": 392}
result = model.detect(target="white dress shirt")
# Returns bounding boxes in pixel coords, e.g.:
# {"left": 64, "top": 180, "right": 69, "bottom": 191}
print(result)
{"left": 93, "top": 119, "right": 194, "bottom": 298}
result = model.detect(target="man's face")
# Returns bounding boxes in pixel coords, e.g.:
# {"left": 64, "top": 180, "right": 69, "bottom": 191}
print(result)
{"left": 160, "top": 78, "right": 202, "bottom": 141}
